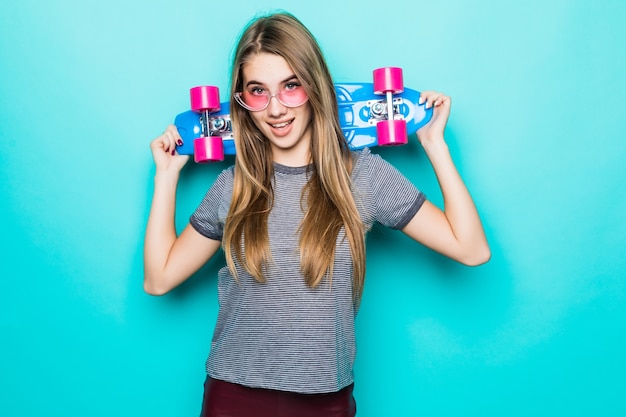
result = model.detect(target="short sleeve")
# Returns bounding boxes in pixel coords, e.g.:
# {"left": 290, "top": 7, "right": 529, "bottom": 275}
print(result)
{"left": 356, "top": 149, "right": 426, "bottom": 230}
{"left": 189, "top": 167, "right": 234, "bottom": 240}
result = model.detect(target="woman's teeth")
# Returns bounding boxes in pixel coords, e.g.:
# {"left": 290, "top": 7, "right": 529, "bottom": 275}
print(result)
{"left": 271, "top": 120, "right": 292, "bottom": 128}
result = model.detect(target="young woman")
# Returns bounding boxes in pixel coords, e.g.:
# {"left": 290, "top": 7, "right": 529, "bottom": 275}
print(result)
{"left": 144, "top": 12, "right": 490, "bottom": 417}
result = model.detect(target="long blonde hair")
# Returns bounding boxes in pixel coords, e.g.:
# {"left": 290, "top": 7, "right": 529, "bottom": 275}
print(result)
{"left": 223, "top": 12, "right": 366, "bottom": 299}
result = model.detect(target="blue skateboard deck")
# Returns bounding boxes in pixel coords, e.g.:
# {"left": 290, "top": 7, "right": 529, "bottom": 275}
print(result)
{"left": 174, "top": 82, "right": 432, "bottom": 157}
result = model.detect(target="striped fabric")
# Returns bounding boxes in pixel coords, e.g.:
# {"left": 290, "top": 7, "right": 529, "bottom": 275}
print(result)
{"left": 190, "top": 148, "right": 425, "bottom": 394}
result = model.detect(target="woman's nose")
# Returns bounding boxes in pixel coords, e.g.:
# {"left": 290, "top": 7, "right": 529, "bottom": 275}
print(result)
{"left": 267, "top": 94, "right": 287, "bottom": 116}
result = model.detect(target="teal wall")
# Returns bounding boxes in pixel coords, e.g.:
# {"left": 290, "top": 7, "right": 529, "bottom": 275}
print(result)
{"left": 1, "top": 0, "right": 625, "bottom": 415}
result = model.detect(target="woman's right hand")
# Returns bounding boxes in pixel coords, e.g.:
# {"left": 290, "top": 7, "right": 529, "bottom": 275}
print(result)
{"left": 145, "top": 125, "right": 217, "bottom": 296}
{"left": 150, "top": 124, "right": 190, "bottom": 174}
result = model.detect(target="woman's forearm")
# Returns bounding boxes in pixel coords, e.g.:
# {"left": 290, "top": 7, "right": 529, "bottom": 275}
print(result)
{"left": 423, "top": 138, "right": 490, "bottom": 264}
{"left": 143, "top": 173, "right": 180, "bottom": 293}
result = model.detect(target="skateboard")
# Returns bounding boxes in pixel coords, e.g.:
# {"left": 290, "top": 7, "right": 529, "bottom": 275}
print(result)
{"left": 174, "top": 67, "right": 433, "bottom": 163}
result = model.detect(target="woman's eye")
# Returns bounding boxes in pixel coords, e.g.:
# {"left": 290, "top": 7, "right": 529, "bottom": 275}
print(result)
{"left": 285, "top": 82, "right": 300, "bottom": 91}
{"left": 250, "top": 87, "right": 266, "bottom": 96}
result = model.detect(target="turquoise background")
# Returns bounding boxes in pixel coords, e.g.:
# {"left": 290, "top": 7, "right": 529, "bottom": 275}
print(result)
{"left": 1, "top": 0, "right": 625, "bottom": 415}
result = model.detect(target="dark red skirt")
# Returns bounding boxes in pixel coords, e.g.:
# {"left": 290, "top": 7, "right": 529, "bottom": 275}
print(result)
{"left": 200, "top": 377, "right": 357, "bottom": 417}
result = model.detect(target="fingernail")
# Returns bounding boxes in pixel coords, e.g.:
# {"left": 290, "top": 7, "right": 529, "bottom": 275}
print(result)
{"left": 419, "top": 97, "right": 424, "bottom": 105}
{"left": 177, "top": 140, "right": 183, "bottom": 146}
{"left": 171, "top": 149, "right": 175, "bottom": 156}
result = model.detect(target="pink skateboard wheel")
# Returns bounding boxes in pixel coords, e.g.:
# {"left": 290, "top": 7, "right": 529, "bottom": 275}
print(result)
{"left": 373, "top": 67, "right": 404, "bottom": 95}
{"left": 194, "top": 136, "right": 224, "bottom": 163}
{"left": 190, "top": 86, "right": 220, "bottom": 113}
{"left": 376, "top": 119, "right": 408, "bottom": 146}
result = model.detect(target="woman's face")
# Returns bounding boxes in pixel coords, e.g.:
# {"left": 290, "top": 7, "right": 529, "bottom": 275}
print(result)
{"left": 241, "top": 52, "right": 312, "bottom": 167}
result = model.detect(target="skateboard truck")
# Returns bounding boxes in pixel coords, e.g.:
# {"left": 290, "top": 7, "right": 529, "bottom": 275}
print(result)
{"left": 367, "top": 98, "right": 403, "bottom": 122}
{"left": 210, "top": 116, "right": 232, "bottom": 138}
{"left": 372, "top": 67, "right": 408, "bottom": 146}
{"left": 189, "top": 86, "right": 224, "bottom": 163}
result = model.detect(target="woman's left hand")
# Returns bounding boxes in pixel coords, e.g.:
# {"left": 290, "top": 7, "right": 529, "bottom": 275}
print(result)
{"left": 416, "top": 91, "right": 451, "bottom": 148}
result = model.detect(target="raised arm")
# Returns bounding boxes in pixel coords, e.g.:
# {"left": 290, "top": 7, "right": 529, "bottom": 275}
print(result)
{"left": 143, "top": 125, "right": 221, "bottom": 295}
{"left": 402, "top": 92, "right": 490, "bottom": 266}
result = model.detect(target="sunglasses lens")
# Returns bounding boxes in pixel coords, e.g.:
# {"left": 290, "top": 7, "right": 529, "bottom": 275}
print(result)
{"left": 238, "top": 92, "right": 269, "bottom": 111}
{"left": 277, "top": 88, "right": 308, "bottom": 107}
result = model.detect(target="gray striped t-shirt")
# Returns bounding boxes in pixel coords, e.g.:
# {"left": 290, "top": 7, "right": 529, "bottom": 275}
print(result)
{"left": 190, "top": 148, "right": 425, "bottom": 394}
